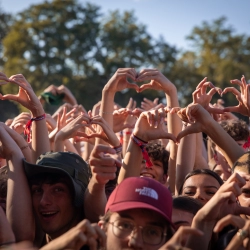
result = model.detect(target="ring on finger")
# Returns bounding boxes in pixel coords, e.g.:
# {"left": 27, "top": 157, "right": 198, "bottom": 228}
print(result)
{"left": 237, "top": 229, "right": 248, "bottom": 240}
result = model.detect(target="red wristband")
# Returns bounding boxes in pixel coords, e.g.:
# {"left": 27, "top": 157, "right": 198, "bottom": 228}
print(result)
{"left": 24, "top": 114, "right": 46, "bottom": 142}
{"left": 131, "top": 134, "right": 152, "bottom": 168}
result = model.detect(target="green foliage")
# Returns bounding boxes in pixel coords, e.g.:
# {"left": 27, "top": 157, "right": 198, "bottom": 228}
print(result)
{"left": 1, "top": 0, "right": 177, "bottom": 113}
{"left": 2, "top": 0, "right": 101, "bottom": 109}
{"left": 176, "top": 17, "right": 250, "bottom": 107}
{"left": 1, "top": 2, "right": 249, "bottom": 120}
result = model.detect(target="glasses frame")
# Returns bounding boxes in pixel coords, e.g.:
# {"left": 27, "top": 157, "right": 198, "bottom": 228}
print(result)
{"left": 109, "top": 219, "right": 167, "bottom": 246}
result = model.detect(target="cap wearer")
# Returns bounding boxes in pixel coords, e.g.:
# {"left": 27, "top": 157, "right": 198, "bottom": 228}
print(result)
{"left": 23, "top": 151, "right": 90, "bottom": 207}
{"left": 106, "top": 176, "right": 173, "bottom": 226}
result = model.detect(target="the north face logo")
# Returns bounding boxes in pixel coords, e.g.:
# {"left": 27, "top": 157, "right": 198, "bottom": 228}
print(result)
{"left": 135, "top": 187, "right": 158, "bottom": 200}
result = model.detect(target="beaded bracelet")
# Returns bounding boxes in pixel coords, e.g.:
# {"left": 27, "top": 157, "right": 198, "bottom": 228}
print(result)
{"left": 24, "top": 114, "right": 46, "bottom": 142}
{"left": 131, "top": 134, "right": 153, "bottom": 168}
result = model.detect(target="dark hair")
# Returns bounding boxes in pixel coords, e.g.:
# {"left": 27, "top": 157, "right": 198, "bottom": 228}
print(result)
{"left": 145, "top": 143, "right": 169, "bottom": 175}
{"left": 0, "top": 166, "right": 7, "bottom": 199}
{"left": 178, "top": 169, "right": 224, "bottom": 195}
{"left": 173, "top": 196, "right": 202, "bottom": 215}
{"left": 29, "top": 172, "right": 72, "bottom": 187}
{"left": 232, "top": 151, "right": 250, "bottom": 173}
{"left": 219, "top": 119, "right": 249, "bottom": 142}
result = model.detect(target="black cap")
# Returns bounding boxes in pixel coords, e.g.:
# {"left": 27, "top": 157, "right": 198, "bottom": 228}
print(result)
{"left": 23, "top": 152, "right": 90, "bottom": 207}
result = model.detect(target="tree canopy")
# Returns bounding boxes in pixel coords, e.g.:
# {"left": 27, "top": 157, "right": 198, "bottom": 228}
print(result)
{"left": 0, "top": 1, "right": 250, "bottom": 120}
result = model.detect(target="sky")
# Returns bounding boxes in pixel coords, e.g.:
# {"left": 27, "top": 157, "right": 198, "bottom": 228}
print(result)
{"left": 1, "top": 0, "right": 250, "bottom": 51}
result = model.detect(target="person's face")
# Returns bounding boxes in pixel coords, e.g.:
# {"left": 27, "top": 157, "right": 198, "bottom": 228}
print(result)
{"left": 140, "top": 158, "right": 167, "bottom": 184}
{"left": 31, "top": 181, "right": 79, "bottom": 239}
{"left": 181, "top": 174, "right": 220, "bottom": 205}
{"left": 234, "top": 169, "right": 250, "bottom": 208}
{"left": 102, "top": 209, "right": 170, "bottom": 250}
{"left": 172, "top": 208, "right": 194, "bottom": 230}
{"left": 214, "top": 150, "right": 231, "bottom": 181}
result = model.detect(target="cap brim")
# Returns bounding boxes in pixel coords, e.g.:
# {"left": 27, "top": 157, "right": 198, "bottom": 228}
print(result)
{"left": 23, "top": 159, "right": 84, "bottom": 207}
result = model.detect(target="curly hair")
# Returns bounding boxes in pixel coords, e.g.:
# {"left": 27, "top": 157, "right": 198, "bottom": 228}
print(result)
{"left": 219, "top": 119, "right": 249, "bottom": 142}
{"left": 145, "top": 143, "right": 169, "bottom": 175}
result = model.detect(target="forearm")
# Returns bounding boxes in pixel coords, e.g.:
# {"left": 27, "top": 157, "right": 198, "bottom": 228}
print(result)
{"left": 186, "top": 212, "right": 215, "bottom": 250}
{"left": 31, "top": 107, "right": 50, "bottom": 163}
{"left": 82, "top": 142, "right": 94, "bottom": 161}
{"left": 96, "top": 88, "right": 115, "bottom": 145}
{"left": 84, "top": 178, "right": 107, "bottom": 222}
{"left": 64, "top": 139, "right": 78, "bottom": 154}
{"left": 118, "top": 139, "right": 142, "bottom": 184}
{"left": 203, "top": 119, "right": 244, "bottom": 166}
{"left": 194, "top": 133, "right": 208, "bottom": 169}
{"left": 7, "top": 152, "right": 35, "bottom": 242}
{"left": 165, "top": 86, "right": 182, "bottom": 192}
{"left": 176, "top": 130, "right": 196, "bottom": 194}
{"left": 122, "top": 130, "right": 132, "bottom": 157}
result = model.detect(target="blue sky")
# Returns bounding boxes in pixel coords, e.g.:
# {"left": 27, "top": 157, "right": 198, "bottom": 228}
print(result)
{"left": 1, "top": 0, "right": 250, "bottom": 50}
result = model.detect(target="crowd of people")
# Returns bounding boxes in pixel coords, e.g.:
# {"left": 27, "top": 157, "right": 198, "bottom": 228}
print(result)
{"left": 0, "top": 68, "right": 250, "bottom": 249}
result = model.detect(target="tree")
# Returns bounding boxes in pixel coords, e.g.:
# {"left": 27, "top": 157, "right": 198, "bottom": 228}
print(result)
{"left": 2, "top": 2, "right": 177, "bottom": 112}
{"left": 2, "top": 0, "right": 101, "bottom": 107}
{"left": 0, "top": 8, "right": 12, "bottom": 70}
{"left": 98, "top": 10, "right": 177, "bottom": 107}
{"left": 174, "top": 17, "right": 250, "bottom": 107}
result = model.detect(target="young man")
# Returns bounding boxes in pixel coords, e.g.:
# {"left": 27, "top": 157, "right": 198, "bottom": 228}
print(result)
{"left": 98, "top": 176, "right": 175, "bottom": 250}
{"left": 140, "top": 142, "right": 170, "bottom": 184}
{"left": 35, "top": 176, "right": 175, "bottom": 250}
{"left": 23, "top": 151, "right": 91, "bottom": 246}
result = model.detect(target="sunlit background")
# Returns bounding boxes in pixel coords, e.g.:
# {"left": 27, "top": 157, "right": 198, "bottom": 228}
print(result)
{"left": 0, "top": 0, "right": 250, "bottom": 121}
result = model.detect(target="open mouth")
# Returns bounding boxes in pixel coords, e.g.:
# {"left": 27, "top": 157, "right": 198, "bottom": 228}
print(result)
{"left": 140, "top": 173, "right": 155, "bottom": 178}
{"left": 41, "top": 211, "right": 58, "bottom": 218}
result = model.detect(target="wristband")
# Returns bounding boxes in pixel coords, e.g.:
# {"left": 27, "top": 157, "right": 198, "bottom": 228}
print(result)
{"left": 125, "top": 131, "right": 132, "bottom": 135}
{"left": 131, "top": 134, "right": 153, "bottom": 168}
{"left": 24, "top": 114, "right": 46, "bottom": 142}
{"left": 113, "top": 143, "right": 122, "bottom": 154}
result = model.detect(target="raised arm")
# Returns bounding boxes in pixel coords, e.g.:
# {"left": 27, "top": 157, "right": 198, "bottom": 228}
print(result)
{"left": 118, "top": 107, "right": 176, "bottom": 184}
{"left": 138, "top": 69, "right": 182, "bottom": 190}
{"left": 0, "top": 123, "right": 34, "bottom": 242}
{"left": 85, "top": 145, "right": 121, "bottom": 222}
{"left": 97, "top": 68, "right": 138, "bottom": 145}
{"left": 1, "top": 74, "right": 50, "bottom": 163}
{"left": 176, "top": 103, "right": 244, "bottom": 166}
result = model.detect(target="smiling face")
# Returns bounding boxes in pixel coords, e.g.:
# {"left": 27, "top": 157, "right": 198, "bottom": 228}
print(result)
{"left": 140, "top": 158, "right": 167, "bottom": 184}
{"left": 181, "top": 174, "right": 220, "bottom": 205}
{"left": 31, "top": 175, "right": 81, "bottom": 239}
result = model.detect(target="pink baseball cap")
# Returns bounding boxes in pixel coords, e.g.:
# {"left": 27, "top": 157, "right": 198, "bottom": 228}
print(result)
{"left": 106, "top": 177, "right": 173, "bottom": 226}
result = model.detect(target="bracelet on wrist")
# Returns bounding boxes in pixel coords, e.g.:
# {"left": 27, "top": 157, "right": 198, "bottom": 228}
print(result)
{"left": 113, "top": 143, "right": 122, "bottom": 154}
{"left": 125, "top": 131, "right": 132, "bottom": 135}
{"left": 24, "top": 114, "right": 46, "bottom": 143}
{"left": 131, "top": 134, "right": 152, "bottom": 168}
